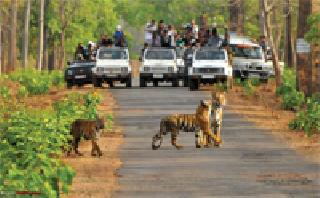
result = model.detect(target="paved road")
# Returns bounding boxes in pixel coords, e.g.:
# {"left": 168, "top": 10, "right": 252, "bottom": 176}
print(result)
{"left": 110, "top": 87, "right": 320, "bottom": 198}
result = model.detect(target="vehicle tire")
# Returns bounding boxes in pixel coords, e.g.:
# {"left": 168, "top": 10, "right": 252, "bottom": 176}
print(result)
{"left": 93, "top": 78, "right": 102, "bottom": 88}
{"left": 172, "top": 79, "right": 179, "bottom": 87}
{"left": 140, "top": 78, "right": 146, "bottom": 87}
{"left": 67, "top": 81, "right": 73, "bottom": 89}
{"left": 153, "top": 81, "right": 158, "bottom": 87}
{"left": 108, "top": 81, "right": 114, "bottom": 88}
{"left": 126, "top": 78, "right": 132, "bottom": 87}
{"left": 183, "top": 77, "right": 189, "bottom": 87}
{"left": 189, "top": 79, "right": 199, "bottom": 91}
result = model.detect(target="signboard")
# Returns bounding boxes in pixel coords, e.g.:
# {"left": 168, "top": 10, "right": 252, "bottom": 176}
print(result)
{"left": 296, "top": 38, "right": 311, "bottom": 53}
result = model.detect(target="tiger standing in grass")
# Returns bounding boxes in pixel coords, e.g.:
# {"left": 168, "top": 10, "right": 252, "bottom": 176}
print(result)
{"left": 152, "top": 92, "right": 226, "bottom": 150}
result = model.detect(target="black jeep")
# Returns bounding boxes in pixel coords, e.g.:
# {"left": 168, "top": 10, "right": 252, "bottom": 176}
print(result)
{"left": 64, "top": 61, "right": 96, "bottom": 88}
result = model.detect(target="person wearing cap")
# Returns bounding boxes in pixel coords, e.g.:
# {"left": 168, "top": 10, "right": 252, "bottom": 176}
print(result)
{"left": 115, "top": 25, "right": 124, "bottom": 47}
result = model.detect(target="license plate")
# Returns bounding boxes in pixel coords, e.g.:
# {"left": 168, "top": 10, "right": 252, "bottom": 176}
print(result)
{"left": 202, "top": 74, "right": 214, "bottom": 79}
{"left": 75, "top": 75, "right": 86, "bottom": 79}
{"left": 108, "top": 74, "right": 117, "bottom": 77}
{"left": 153, "top": 74, "right": 163, "bottom": 79}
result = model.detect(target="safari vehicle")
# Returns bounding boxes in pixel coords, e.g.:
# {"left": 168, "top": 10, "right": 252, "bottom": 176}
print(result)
{"left": 229, "top": 35, "right": 271, "bottom": 82}
{"left": 188, "top": 48, "right": 233, "bottom": 90}
{"left": 64, "top": 60, "right": 96, "bottom": 89}
{"left": 140, "top": 48, "right": 178, "bottom": 87}
{"left": 92, "top": 47, "right": 131, "bottom": 88}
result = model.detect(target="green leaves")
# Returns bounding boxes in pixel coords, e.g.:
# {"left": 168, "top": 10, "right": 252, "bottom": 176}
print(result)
{"left": 305, "top": 14, "right": 320, "bottom": 45}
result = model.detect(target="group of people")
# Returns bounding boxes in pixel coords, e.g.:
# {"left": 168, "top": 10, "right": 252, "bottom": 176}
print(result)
{"left": 74, "top": 25, "right": 127, "bottom": 61}
{"left": 144, "top": 19, "right": 230, "bottom": 49}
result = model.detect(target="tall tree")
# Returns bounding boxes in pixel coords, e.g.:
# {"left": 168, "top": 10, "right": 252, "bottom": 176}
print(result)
{"left": 59, "top": 0, "right": 66, "bottom": 69}
{"left": 23, "top": 0, "right": 31, "bottom": 68}
{"left": 229, "top": 0, "right": 244, "bottom": 35}
{"left": 37, "top": 0, "right": 44, "bottom": 70}
{"left": 0, "top": 9, "right": 2, "bottom": 75}
{"left": 296, "top": 0, "right": 312, "bottom": 95}
{"left": 284, "top": 0, "right": 293, "bottom": 68}
{"left": 263, "top": 0, "right": 282, "bottom": 87}
{"left": 259, "top": 0, "right": 267, "bottom": 38}
{"left": 8, "top": 0, "right": 17, "bottom": 71}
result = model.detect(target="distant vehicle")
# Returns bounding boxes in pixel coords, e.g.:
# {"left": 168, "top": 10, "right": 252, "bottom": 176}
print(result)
{"left": 265, "top": 47, "right": 284, "bottom": 76}
{"left": 188, "top": 48, "right": 233, "bottom": 90}
{"left": 92, "top": 47, "right": 131, "bottom": 88}
{"left": 139, "top": 48, "right": 178, "bottom": 87}
{"left": 229, "top": 35, "right": 271, "bottom": 82}
{"left": 64, "top": 61, "right": 96, "bottom": 89}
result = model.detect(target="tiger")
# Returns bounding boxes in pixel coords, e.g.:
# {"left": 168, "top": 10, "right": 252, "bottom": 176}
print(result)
{"left": 152, "top": 92, "right": 226, "bottom": 150}
{"left": 68, "top": 117, "right": 104, "bottom": 157}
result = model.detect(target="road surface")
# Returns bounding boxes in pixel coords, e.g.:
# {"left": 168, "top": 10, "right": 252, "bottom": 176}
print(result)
{"left": 110, "top": 87, "right": 319, "bottom": 198}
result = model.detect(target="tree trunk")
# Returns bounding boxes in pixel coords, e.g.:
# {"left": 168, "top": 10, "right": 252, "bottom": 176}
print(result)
{"left": 43, "top": 0, "right": 50, "bottom": 70}
{"left": 259, "top": 0, "right": 267, "bottom": 38}
{"left": 9, "top": 0, "right": 17, "bottom": 72}
{"left": 23, "top": 0, "right": 31, "bottom": 69}
{"left": 263, "top": 0, "right": 281, "bottom": 87}
{"left": 311, "top": 0, "right": 320, "bottom": 94}
{"left": 284, "top": 0, "right": 293, "bottom": 67}
{"left": 296, "top": 0, "right": 312, "bottom": 96}
{"left": 0, "top": 13, "right": 2, "bottom": 76}
{"left": 229, "top": 0, "right": 244, "bottom": 35}
{"left": 37, "top": 0, "right": 44, "bottom": 71}
{"left": 59, "top": 0, "right": 66, "bottom": 69}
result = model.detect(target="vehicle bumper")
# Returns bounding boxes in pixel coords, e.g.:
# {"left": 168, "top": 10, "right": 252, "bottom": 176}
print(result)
{"left": 140, "top": 73, "right": 178, "bottom": 81}
{"left": 233, "top": 69, "right": 270, "bottom": 79}
{"left": 189, "top": 74, "right": 228, "bottom": 83}
{"left": 64, "top": 75, "right": 93, "bottom": 84}
{"left": 93, "top": 73, "right": 131, "bottom": 81}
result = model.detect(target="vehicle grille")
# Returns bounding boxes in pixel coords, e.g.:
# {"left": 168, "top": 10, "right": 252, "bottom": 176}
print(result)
{"left": 150, "top": 67, "right": 169, "bottom": 72}
{"left": 73, "top": 67, "right": 91, "bottom": 75}
{"left": 194, "top": 68, "right": 224, "bottom": 74}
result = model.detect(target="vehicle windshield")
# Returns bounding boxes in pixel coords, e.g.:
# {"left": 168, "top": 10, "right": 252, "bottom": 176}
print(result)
{"left": 195, "top": 50, "right": 225, "bottom": 60}
{"left": 230, "top": 45, "right": 262, "bottom": 59}
{"left": 176, "top": 48, "right": 184, "bottom": 58}
{"left": 98, "top": 49, "right": 127, "bottom": 59}
{"left": 145, "top": 50, "right": 174, "bottom": 60}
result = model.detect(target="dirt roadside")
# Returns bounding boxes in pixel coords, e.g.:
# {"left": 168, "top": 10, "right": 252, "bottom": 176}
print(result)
{"left": 227, "top": 81, "right": 320, "bottom": 164}
{"left": 63, "top": 88, "right": 123, "bottom": 198}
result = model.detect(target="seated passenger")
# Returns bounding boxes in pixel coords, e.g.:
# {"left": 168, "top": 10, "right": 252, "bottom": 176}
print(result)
{"left": 206, "top": 28, "right": 222, "bottom": 48}
{"left": 75, "top": 43, "right": 85, "bottom": 60}
{"left": 161, "top": 30, "right": 171, "bottom": 48}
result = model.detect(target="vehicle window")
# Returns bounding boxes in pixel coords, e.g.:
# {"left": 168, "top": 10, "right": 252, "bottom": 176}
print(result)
{"left": 145, "top": 50, "right": 174, "bottom": 60}
{"left": 99, "top": 50, "right": 127, "bottom": 59}
{"left": 230, "top": 45, "right": 262, "bottom": 59}
{"left": 195, "top": 51, "right": 225, "bottom": 60}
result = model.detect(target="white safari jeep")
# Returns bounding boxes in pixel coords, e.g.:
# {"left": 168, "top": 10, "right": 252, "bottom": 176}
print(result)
{"left": 92, "top": 47, "right": 131, "bottom": 87}
{"left": 140, "top": 48, "right": 178, "bottom": 87}
{"left": 229, "top": 36, "right": 271, "bottom": 82}
{"left": 188, "top": 48, "right": 232, "bottom": 90}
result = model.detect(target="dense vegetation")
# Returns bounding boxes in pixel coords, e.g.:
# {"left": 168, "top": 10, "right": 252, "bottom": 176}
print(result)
{"left": 0, "top": 71, "right": 111, "bottom": 196}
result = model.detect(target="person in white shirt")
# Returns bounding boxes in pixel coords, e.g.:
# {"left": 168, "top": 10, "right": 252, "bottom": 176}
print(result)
{"left": 145, "top": 19, "right": 157, "bottom": 45}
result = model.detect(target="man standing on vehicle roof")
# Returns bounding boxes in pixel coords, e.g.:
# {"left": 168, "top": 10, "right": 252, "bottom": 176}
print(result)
{"left": 145, "top": 20, "right": 157, "bottom": 46}
{"left": 207, "top": 28, "right": 222, "bottom": 48}
{"left": 115, "top": 25, "right": 125, "bottom": 47}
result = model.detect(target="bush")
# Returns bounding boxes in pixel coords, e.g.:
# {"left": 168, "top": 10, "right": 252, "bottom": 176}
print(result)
{"left": 276, "top": 67, "right": 296, "bottom": 96}
{"left": 282, "top": 90, "right": 305, "bottom": 111}
{"left": 289, "top": 95, "right": 320, "bottom": 136}
{"left": 9, "top": 68, "right": 64, "bottom": 95}
{"left": 242, "top": 79, "right": 256, "bottom": 96}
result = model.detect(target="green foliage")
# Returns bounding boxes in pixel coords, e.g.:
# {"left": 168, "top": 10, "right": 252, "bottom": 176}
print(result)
{"left": 9, "top": 68, "right": 64, "bottom": 95}
{"left": 305, "top": 14, "right": 320, "bottom": 44}
{"left": 17, "top": 85, "right": 29, "bottom": 98}
{"left": 0, "top": 86, "right": 10, "bottom": 99}
{"left": 276, "top": 67, "right": 305, "bottom": 111}
{"left": 289, "top": 95, "right": 320, "bottom": 136}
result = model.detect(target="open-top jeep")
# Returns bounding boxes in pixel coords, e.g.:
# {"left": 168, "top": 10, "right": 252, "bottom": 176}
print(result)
{"left": 229, "top": 35, "right": 271, "bottom": 82}
{"left": 188, "top": 47, "right": 233, "bottom": 90}
{"left": 64, "top": 60, "right": 96, "bottom": 88}
{"left": 140, "top": 48, "right": 178, "bottom": 87}
{"left": 92, "top": 47, "right": 131, "bottom": 88}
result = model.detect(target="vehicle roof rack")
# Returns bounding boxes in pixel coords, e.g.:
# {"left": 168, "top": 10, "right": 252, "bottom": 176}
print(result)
{"left": 99, "top": 46, "right": 128, "bottom": 50}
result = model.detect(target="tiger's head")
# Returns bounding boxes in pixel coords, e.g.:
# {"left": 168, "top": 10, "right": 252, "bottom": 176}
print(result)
{"left": 211, "top": 91, "right": 226, "bottom": 107}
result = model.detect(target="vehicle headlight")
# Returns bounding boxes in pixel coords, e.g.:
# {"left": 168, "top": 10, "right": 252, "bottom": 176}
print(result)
{"left": 144, "top": 67, "right": 150, "bottom": 72}
{"left": 67, "top": 70, "right": 73, "bottom": 75}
